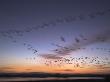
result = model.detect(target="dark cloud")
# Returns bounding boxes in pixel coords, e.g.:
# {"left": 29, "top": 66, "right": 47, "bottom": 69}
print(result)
{"left": 41, "top": 29, "right": 110, "bottom": 59}
{"left": 0, "top": 67, "right": 15, "bottom": 73}
{"left": 53, "top": 29, "right": 110, "bottom": 56}
{"left": 56, "top": 69, "right": 75, "bottom": 72}
{"left": 40, "top": 54, "right": 63, "bottom": 59}
{"left": 40, "top": 29, "right": 110, "bottom": 59}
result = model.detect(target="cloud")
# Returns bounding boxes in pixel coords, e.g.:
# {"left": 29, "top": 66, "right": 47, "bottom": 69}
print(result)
{"left": 0, "top": 67, "right": 15, "bottom": 73}
{"left": 0, "top": 67, "right": 14, "bottom": 70}
{"left": 39, "top": 28, "right": 110, "bottom": 60}
{"left": 40, "top": 29, "right": 110, "bottom": 59}
{"left": 56, "top": 69, "right": 75, "bottom": 72}
{"left": 52, "top": 29, "right": 110, "bottom": 56}
{"left": 40, "top": 54, "right": 63, "bottom": 59}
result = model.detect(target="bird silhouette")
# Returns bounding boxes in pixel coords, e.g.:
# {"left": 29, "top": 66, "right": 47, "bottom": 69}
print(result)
{"left": 75, "top": 38, "right": 80, "bottom": 43}
{"left": 60, "top": 36, "right": 66, "bottom": 42}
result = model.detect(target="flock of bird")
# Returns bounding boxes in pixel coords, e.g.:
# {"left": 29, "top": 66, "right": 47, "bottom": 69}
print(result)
{"left": 23, "top": 43, "right": 38, "bottom": 55}
{"left": 42, "top": 33, "right": 110, "bottom": 68}
{"left": 44, "top": 56, "right": 110, "bottom": 69}
{"left": 0, "top": 8, "right": 110, "bottom": 70}
{"left": 25, "top": 33, "right": 110, "bottom": 69}
{"left": 0, "top": 8, "right": 110, "bottom": 40}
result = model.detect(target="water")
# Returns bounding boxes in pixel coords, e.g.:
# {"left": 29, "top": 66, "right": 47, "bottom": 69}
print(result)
{"left": 0, "top": 77, "right": 104, "bottom": 82}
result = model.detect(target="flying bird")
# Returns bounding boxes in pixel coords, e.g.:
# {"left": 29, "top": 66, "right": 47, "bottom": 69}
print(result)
{"left": 78, "top": 15, "right": 85, "bottom": 20}
{"left": 88, "top": 13, "right": 96, "bottom": 19}
{"left": 33, "top": 50, "right": 38, "bottom": 54}
{"left": 60, "top": 36, "right": 66, "bottom": 42}
{"left": 79, "top": 34, "right": 87, "bottom": 40}
{"left": 75, "top": 38, "right": 80, "bottom": 43}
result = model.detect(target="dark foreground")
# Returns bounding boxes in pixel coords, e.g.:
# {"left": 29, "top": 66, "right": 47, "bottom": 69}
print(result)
{"left": 0, "top": 72, "right": 110, "bottom": 82}
{"left": 0, "top": 77, "right": 109, "bottom": 82}
{"left": 1, "top": 79, "right": 108, "bottom": 82}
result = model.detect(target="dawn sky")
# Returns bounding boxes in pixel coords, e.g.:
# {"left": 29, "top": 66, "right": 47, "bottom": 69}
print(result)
{"left": 0, "top": 0, "right": 110, "bottom": 74}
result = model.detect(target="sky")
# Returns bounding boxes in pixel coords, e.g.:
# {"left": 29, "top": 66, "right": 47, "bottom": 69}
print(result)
{"left": 0, "top": 0, "right": 110, "bottom": 74}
